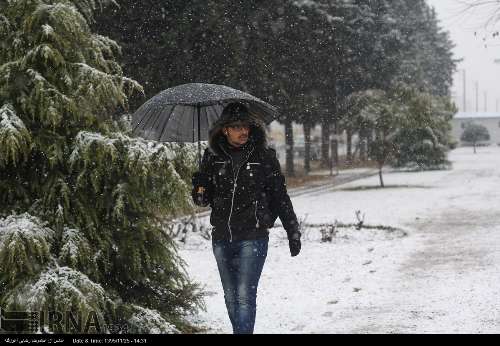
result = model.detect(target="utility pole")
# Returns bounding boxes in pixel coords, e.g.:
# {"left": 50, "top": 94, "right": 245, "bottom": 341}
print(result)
{"left": 462, "top": 69, "right": 466, "bottom": 112}
{"left": 494, "top": 59, "right": 500, "bottom": 112}
{"left": 484, "top": 91, "right": 488, "bottom": 112}
{"left": 475, "top": 81, "right": 479, "bottom": 112}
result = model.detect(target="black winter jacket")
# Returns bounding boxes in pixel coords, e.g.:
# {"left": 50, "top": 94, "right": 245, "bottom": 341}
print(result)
{"left": 192, "top": 122, "right": 299, "bottom": 242}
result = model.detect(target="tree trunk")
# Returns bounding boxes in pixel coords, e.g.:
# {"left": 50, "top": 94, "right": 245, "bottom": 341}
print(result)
{"left": 333, "top": 120, "right": 339, "bottom": 169}
{"left": 303, "top": 121, "right": 311, "bottom": 175}
{"left": 359, "top": 129, "right": 367, "bottom": 162}
{"left": 379, "top": 165, "right": 385, "bottom": 188}
{"left": 353, "top": 141, "right": 360, "bottom": 161}
{"left": 321, "top": 115, "right": 331, "bottom": 168}
{"left": 367, "top": 130, "right": 374, "bottom": 160}
{"left": 346, "top": 128, "right": 353, "bottom": 166}
{"left": 330, "top": 129, "right": 337, "bottom": 176}
{"left": 284, "top": 118, "right": 295, "bottom": 177}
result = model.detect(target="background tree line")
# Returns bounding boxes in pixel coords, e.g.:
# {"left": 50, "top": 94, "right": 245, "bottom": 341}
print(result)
{"left": 1, "top": 0, "right": 203, "bottom": 333}
{"left": 94, "top": 0, "right": 458, "bottom": 177}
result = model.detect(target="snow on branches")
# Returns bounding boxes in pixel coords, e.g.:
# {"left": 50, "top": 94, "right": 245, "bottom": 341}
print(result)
{"left": 0, "top": 213, "right": 54, "bottom": 285}
{"left": 69, "top": 131, "right": 195, "bottom": 225}
{"left": 127, "top": 305, "right": 180, "bottom": 334}
{"left": 1, "top": 0, "right": 142, "bottom": 133}
{"left": 2, "top": 266, "right": 112, "bottom": 332}
{"left": 58, "top": 227, "right": 97, "bottom": 275}
{"left": 0, "top": 0, "right": 204, "bottom": 332}
{"left": 293, "top": 0, "right": 344, "bottom": 24}
{"left": 0, "top": 104, "right": 32, "bottom": 167}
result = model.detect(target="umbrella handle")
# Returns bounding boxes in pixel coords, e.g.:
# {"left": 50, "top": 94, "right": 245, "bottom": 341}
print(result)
{"left": 197, "top": 105, "right": 202, "bottom": 169}
{"left": 196, "top": 105, "right": 203, "bottom": 202}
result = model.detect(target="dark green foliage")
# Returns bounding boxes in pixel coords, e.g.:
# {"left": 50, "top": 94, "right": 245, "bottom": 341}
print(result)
{"left": 390, "top": 91, "right": 456, "bottom": 170}
{"left": 0, "top": 0, "right": 203, "bottom": 333}
{"left": 93, "top": 0, "right": 457, "bottom": 175}
{"left": 460, "top": 123, "right": 490, "bottom": 143}
{"left": 392, "top": 128, "right": 450, "bottom": 170}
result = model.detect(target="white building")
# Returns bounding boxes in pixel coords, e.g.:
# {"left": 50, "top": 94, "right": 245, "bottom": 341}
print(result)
{"left": 451, "top": 112, "right": 500, "bottom": 146}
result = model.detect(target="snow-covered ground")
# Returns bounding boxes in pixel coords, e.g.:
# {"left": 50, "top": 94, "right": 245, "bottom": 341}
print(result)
{"left": 179, "top": 147, "right": 500, "bottom": 334}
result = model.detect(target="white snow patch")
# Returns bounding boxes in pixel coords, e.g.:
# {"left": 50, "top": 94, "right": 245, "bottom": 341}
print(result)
{"left": 0, "top": 213, "right": 54, "bottom": 250}
{"left": 0, "top": 104, "right": 28, "bottom": 135}
{"left": 4, "top": 266, "right": 109, "bottom": 312}
{"left": 180, "top": 147, "right": 500, "bottom": 333}
{"left": 70, "top": 131, "right": 193, "bottom": 164}
{"left": 41, "top": 24, "right": 54, "bottom": 38}
{"left": 127, "top": 305, "right": 180, "bottom": 334}
{"left": 59, "top": 227, "right": 90, "bottom": 263}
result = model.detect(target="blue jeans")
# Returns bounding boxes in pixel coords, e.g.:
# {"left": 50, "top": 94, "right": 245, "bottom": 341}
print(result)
{"left": 212, "top": 237, "right": 269, "bottom": 334}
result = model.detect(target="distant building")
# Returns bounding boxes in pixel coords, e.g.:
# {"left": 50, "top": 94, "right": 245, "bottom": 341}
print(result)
{"left": 451, "top": 112, "right": 500, "bottom": 146}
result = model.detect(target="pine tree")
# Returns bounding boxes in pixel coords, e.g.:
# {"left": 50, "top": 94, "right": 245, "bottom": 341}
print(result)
{"left": 0, "top": 0, "right": 203, "bottom": 333}
{"left": 391, "top": 0, "right": 457, "bottom": 96}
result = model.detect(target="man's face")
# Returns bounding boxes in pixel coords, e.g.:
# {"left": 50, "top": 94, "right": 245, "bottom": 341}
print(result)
{"left": 224, "top": 121, "right": 250, "bottom": 147}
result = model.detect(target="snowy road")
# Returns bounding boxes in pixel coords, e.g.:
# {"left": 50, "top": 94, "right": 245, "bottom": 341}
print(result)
{"left": 180, "top": 147, "right": 500, "bottom": 334}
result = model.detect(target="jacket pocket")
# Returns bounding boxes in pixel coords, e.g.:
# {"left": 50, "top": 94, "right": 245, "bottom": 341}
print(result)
{"left": 210, "top": 197, "right": 227, "bottom": 227}
{"left": 255, "top": 198, "right": 275, "bottom": 229}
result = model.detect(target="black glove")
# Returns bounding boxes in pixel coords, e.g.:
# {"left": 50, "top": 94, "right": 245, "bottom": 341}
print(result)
{"left": 288, "top": 231, "right": 301, "bottom": 257}
{"left": 192, "top": 172, "right": 209, "bottom": 189}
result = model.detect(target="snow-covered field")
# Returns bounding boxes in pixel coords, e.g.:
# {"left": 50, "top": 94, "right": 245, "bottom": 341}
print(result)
{"left": 179, "top": 147, "right": 500, "bottom": 334}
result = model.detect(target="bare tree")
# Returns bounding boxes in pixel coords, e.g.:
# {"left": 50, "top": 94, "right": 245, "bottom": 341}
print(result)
{"left": 455, "top": 0, "right": 500, "bottom": 31}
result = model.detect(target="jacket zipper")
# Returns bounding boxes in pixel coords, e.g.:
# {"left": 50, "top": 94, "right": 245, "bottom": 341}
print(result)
{"left": 220, "top": 145, "right": 255, "bottom": 242}
{"left": 254, "top": 200, "right": 260, "bottom": 229}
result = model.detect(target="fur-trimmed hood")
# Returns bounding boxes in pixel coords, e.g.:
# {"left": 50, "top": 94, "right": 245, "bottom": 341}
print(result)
{"left": 208, "top": 117, "right": 268, "bottom": 157}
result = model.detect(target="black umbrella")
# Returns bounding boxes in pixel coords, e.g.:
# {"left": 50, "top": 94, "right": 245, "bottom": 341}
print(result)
{"left": 131, "top": 83, "right": 279, "bottom": 167}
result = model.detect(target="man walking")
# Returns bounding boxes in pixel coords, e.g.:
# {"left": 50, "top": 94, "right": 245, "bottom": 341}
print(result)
{"left": 191, "top": 102, "right": 301, "bottom": 334}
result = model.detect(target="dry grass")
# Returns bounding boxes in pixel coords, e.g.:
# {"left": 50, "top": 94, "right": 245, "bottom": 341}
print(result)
{"left": 284, "top": 156, "right": 378, "bottom": 189}
{"left": 285, "top": 174, "right": 333, "bottom": 189}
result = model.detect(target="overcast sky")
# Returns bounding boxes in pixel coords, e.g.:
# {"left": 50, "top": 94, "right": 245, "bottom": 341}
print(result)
{"left": 426, "top": 0, "right": 500, "bottom": 113}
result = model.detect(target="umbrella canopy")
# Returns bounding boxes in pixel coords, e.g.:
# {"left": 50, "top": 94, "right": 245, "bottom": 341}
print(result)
{"left": 131, "top": 83, "right": 278, "bottom": 143}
